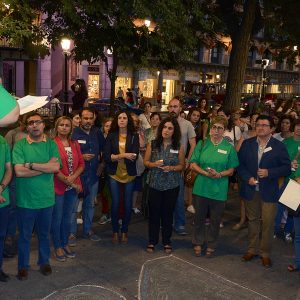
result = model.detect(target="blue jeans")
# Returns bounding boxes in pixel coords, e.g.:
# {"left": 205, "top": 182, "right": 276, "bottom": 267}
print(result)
{"left": 82, "top": 180, "right": 99, "bottom": 235}
{"left": 174, "top": 177, "right": 186, "bottom": 231}
{"left": 7, "top": 176, "right": 17, "bottom": 237}
{"left": 274, "top": 203, "right": 294, "bottom": 235}
{"left": 17, "top": 206, "right": 53, "bottom": 270}
{"left": 52, "top": 189, "right": 78, "bottom": 249}
{"left": 110, "top": 177, "right": 135, "bottom": 233}
{"left": 70, "top": 197, "right": 80, "bottom": 236}
{"left": 294, "top": 217, "right": 300, "bottom": 269}
{"left": 0, "top": 206, "right": 9, "bottom": 269}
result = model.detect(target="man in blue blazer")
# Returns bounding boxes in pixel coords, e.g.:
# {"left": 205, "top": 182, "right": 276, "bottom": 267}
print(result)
{"left": 238, "top": 115, "right": 291, "bottom": 268}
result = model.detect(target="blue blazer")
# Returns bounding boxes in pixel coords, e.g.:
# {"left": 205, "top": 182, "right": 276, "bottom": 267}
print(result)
{"left": 237, "top": 136, "right": 291, "bottom": 202}
{"left": 103, "top": 131, "right": 139, "bottom": 176}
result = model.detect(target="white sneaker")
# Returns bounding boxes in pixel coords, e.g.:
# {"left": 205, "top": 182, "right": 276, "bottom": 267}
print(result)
{"left": 187, "top": 205, "right": 196, "bottom": 214}
{"left": 76, "top": 218, "right": 83, "bottom": 225}
{"left": 285, "top": 233, "right": 293, "bottom": 243}
{"left": 132, "top": 207, "right": 141, "bottom": 214}
{"left": 98, "top": 215, "right": 111, "bottom": 225}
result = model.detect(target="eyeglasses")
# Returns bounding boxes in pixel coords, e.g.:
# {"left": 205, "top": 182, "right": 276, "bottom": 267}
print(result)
{"left": 211, "top": 125, "right": 224, "bottom": 131}
{"left": 27, "top": 120, "right": 44, "bottom": 126}
{"left": 168, "top": 105, "right": 179, "bottom": 109}
{"left": 255, "top": 124, "right": 270, "bottom": 128}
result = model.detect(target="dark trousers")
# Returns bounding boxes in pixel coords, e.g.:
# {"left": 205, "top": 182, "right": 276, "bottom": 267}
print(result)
{"left": 0, "top": 206, "right": 9, "bottom": 269}
{"left": 192, "top": 195, "right": 225, "bottom": 249}
{"left": 148, "top": 186, "right": 179, "bottom": 246}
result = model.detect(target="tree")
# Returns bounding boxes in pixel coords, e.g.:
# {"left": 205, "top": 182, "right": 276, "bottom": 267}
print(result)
{"left": 32, "top": 0, "right": 212, "bottom": 114}
{"left": 210, "top": 0, "right": 300, "bottom": 110}
{"left": 0, "top": 2, "right": 48, "bottom": 59}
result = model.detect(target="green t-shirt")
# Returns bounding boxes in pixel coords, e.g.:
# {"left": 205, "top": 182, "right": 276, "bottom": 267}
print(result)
{"left": 190, "top": 139, "right": 239, "bottom": 201}
{"left": 0, "top": 136, "right": 11, "bottom": 208}
{"left": 12, "top": 137, "right": 60, "bottom": 209}
{"left": 283, "top": 137, "right": 300, "bottom": 179}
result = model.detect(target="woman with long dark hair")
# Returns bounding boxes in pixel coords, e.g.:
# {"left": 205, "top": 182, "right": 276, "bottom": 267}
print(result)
{"left": 103, "top": 111, "right": 139, "bottom": 244}
{"left": 144, "top": 117, "right": 185, "bottom": 254}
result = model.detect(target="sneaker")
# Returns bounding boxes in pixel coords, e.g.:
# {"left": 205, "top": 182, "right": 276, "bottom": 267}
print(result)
{"left": 187, "top": 205, "right": 196, "bottom": 214}
{"left": 63, "top": 247, "right": 76, "bottom": 258}
{"left": 132, "top": 207, "right": 141, "bottom": 214}
{"left": 54, "top": 248, "right": 66, "bottom": 262}
{"left": 68, "top": 234, "right": 77, "bottom": 247}
{"left": 285, "top": 233, "right": 293, "bottom": 243}
{"left": 98, "top": 215, "right": 111, "bottom": 225}
{"left": 76, "top": 218, "right": 83, "bottom": 224}
{"left": 175, "top": 227, "right": 188, "bottom": 236}
{"left": 83, "top": 232, "right": 101, "bottom": 242}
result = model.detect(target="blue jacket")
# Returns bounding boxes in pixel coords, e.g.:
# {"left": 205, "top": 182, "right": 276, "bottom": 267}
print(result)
{"left": 103, "top": 131, "right": 139, "bottom": 176}
{"left": 72, "top": 126, "right": 105, "bottom": 184}
{"left": 237, "top": 136, "right": 291, "bottom": 202}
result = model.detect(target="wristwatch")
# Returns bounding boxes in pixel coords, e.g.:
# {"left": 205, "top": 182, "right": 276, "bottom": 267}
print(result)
{"left": 0, "top": 183, "right": 6, "bottom": 190}
{"left": 29, "top": 162, "right": 34, "bottom": 170}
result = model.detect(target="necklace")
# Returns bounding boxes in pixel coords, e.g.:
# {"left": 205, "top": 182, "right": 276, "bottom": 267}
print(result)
{"left": 211, "top": 138, "right": 223, "bottom": 147}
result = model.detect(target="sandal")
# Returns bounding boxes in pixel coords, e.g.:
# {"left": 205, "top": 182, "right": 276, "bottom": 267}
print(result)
{"left": 164, "top": 245, "right": 172, "bottom": 254}
{"left": 288, "top": 264, "right": 299, "bottom": 272}
{"left": 146, "top": 245, "right": 155, "bottom": 253}
{"left": 193, "top": 245, "right": 202, "bottom": 257}
{"left": 205, "top": 248, "right": 215, "bottom": 258}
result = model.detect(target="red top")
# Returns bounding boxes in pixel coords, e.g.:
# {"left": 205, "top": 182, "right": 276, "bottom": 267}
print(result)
{"left": 54, "top": 136, "right": 85, "bottom": 195}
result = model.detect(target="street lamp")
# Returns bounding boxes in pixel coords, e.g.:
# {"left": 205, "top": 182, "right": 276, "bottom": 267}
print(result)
{"left": 144, "top": 19, "right": 151, "bottom": 28}
{"left": 61, "top": 38, "right": 71, "bottom": 115}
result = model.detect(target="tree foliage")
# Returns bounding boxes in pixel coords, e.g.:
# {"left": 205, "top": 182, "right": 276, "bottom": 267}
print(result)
{"left": 0, "top": 1, "right": 48, "bottom": 58}
{"left": 30, "top": 0, "right": 214, "bottom": 113}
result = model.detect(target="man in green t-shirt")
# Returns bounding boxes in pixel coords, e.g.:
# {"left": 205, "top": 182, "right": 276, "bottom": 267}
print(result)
{"left": 0, "top": 135, "right": 13, "bottom": 282}
{"left": 13, "top": 112, "right": 60, "bottom": 281}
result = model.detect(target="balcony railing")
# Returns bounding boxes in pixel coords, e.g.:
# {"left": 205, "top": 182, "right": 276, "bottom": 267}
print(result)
{"left": 0, "top": 38, "right": 22, "bottom": 49}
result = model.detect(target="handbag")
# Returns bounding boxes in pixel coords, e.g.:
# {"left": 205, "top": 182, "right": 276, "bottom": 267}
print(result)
{"left": 184, "top": 139, "right": 206, "bottom": 187}
{"left": 184, "top": 168, "right": 197, "bottom": 187}
{"left": 136, "top": 153, "right": 145, "bottom": 176}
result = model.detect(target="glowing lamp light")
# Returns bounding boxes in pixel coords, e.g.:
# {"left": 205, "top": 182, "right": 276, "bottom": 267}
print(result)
{"left": 61, "top": 38, "right": 71, "bottom": 53}
{"left": 144, "top": 19, "right": 151, "bottom": 28}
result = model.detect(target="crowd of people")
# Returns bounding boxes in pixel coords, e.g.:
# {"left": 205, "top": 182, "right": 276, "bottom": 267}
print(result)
{"left": 0, "top": 95, "right": 300, "bottom": 283}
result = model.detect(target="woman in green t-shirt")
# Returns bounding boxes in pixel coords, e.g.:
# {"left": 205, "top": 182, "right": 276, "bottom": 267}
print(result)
{"left": 190, "top": 116, "right": 239, "bottom": 257}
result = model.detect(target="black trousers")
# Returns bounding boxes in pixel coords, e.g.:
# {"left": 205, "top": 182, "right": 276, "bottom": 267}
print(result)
{"left": 148, "top": 186, "right": 179, "bottom": 246}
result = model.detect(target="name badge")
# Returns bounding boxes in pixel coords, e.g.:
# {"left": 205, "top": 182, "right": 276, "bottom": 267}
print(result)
{"left": 264, "top": 147, "right": 272, "bottom": 153}
{"left": 78, "top": 140, "right": 86, "bottom": 144}
{"left": 218, "top": 149, "right": 227, "bottom": 154}
{"left": 170, "top": 149, "right": 179, "bottom": 154}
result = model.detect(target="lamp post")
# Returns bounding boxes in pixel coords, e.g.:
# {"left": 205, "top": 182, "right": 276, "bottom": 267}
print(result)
{"left": 61, "top": 38, "right": 71, "bottom": 115}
